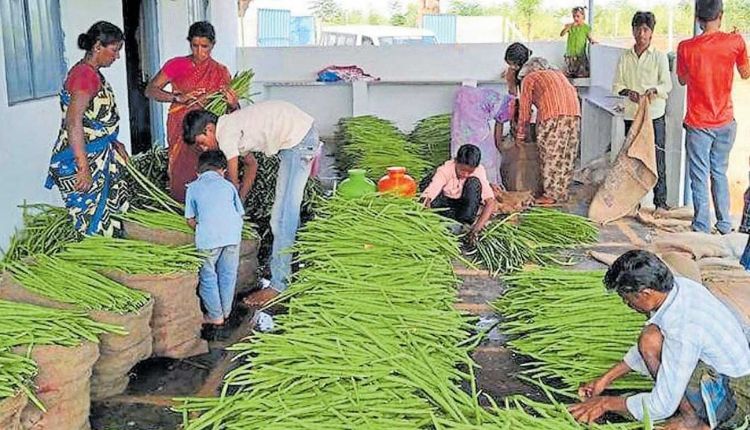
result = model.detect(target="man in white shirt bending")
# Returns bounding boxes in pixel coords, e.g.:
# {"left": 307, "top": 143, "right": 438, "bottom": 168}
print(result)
{"left": 569, "top": 250, "right": 750, "bottom": 429}
{"left": 183, "top": 101, "right": 320, "bottom": 306}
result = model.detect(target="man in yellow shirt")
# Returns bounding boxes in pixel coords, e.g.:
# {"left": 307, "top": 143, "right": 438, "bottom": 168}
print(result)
{"left": 612, "top": 11, "right": 673, "bottom": 211}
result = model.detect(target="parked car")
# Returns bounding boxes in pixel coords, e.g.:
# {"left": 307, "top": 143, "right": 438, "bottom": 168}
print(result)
{"left": 319, "top": 25, "right": 438, "bottom": 46}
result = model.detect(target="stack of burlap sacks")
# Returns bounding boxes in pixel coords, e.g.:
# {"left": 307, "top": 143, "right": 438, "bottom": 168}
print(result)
{"left": 0, "top": 223, "right": 257, "bottom": 430}
{"left": 0, "top": 271, "right": 153, "bottom": 430}
{"left": 591, "top": 232, "right": 750, "bottom": 335}
{"left": 652, "top": 232, "right": 750, "bottom": 333}
{"left": 123, "top": 221, "right": 259, "bottom": 293}
{"left": 0, "top": 391, "right": 28, "bottom": 430}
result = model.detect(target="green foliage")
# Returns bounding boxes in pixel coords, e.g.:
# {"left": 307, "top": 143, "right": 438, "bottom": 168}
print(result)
{"left": 375, "top": 0, "right": 749, "bottom": 43}
{"left": 449, "top": 0, "right": 486, "bottom": 16}
{"left": 514, "top": 0, "right": 543, "bottom": 39}
{"left": 390, "top": 14, "right": 407, "bottom": 26}
{"left": 724, "top": 0, "right": 750, "bottom": 30}
{"left": 343, "top": 9, "right": 366, "bottom": 24}
{"left": 403, "top": 2, "right": 419, "bottom": 27}
{"left": 389, "top": 0, "right": 407, "bottom": 25}
{"left": 311, "top": 0, "right": 344, "bottom": 24}
{"left": 368, "top": 11, "right": 388, "bottom": 25}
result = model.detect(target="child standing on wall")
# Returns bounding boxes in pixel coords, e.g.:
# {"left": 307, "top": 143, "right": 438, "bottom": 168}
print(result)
{"left": 185, "top": 150, "right": 245, "bottom": 326}
{"left": 560, "top": 6, "right": 596, "bottom": 78}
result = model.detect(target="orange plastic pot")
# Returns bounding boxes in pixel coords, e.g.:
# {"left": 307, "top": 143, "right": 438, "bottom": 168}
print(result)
{"left": 377, "top": 167, "right": 417, "bottom": 198}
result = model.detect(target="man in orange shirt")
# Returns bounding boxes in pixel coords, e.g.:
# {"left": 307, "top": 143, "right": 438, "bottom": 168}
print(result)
{"left": 677, "top": 0, "right": 750, "bottom": 234}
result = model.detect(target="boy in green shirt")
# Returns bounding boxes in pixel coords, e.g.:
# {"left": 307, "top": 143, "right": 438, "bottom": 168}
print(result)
{"left": 561, "top": 6, "right": 596, "bottom": 78}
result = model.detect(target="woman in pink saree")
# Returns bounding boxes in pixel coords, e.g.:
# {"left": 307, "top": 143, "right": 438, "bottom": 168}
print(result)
{"left": 146, "top": 21, "right": 238, "bottom": 202}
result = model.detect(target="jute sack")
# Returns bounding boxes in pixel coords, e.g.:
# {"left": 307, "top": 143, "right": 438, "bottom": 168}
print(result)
{"left": 702, "top": 267, "right": 750, "bottom": 339}
{"left": 89, "top": 298, "right": 154, "bottom": 400}
{"left": 588, "top": 250, "right": 702, "bottom": 283}
{"left": 104, "top": 271, "right": 208, "bottom": 359}
{"left": 0, "top": 392, "right": 28, "bottom": 430}
{"left": 0, "top": 274, "right": 153, "bottom": 401}
{"left": 589, "top": 97, "right": 657, "bottom": 224}
{"left": 237, "top": 238, "right": 259, "bottom": 295}
{"left": 124, "top": 221, "right": 258, "bottom": 251}
{"left": 499, "top": 139, "right": 542, "bottom": 194}
{"left": 651, "top": 232, "right": 741, "bottom": 260}
{"left": 14, "top": 342, "right": 99, "bottom": 430}
{"left": 121, "top": 221, "right": 192, "bottom": 247}
{"left": 659, "top": 252, "right": 702, "bottom": 284}
{"left": 123, "top": 223, "right": 260, "bottom": 295}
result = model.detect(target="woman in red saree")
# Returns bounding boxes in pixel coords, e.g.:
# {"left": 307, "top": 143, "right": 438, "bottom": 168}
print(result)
{"left": 146, "top": 21, "right": 238, "bottom": 202}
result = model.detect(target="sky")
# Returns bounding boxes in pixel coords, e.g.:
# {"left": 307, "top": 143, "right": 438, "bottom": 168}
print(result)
{"left": 252, "top": 0, "right": 669, "bottom": 16}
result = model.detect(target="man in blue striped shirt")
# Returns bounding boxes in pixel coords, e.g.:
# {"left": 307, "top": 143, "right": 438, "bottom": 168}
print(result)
{"left": 569, "top": 250, "right": 750, "bottom": 429}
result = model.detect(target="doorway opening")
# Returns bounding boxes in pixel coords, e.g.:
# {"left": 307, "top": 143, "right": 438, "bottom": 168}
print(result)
{"left": 122, "top": 0, "right": 164, "bottom": 154}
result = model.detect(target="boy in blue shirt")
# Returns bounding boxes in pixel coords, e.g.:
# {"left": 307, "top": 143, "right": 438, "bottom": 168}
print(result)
{"left": 185, "top": 150, "right": 245, "bottom": 326}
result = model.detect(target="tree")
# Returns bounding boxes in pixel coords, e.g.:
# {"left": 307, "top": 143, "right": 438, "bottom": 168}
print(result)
{"left": 344, "top": 9, "right": 366, "bottom": 25}
{"left": 311, "top": 0, "right": 344, "bottom": 24}
{"left": 404, "top": 2, "right": 419, "bottom": 26}
{"left": 389, "top": 0, "right": 407, "bottom": 25}
{"left": 391, "top": 14, "right": 407, "bottom": 25}
{"left": 725, "top": 0, "right": 750, "bottom": 31}
{"left": 514, "top": 0, "right": 542, "bottom": 39}
{"left": 449, "top": 0, "right": 485, "bottom": 16}
{"left": 368, "top": 11, "right": 388, "bottom": 25}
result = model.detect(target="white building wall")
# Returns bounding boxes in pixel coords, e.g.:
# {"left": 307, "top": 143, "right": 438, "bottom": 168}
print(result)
{"left": 455, "top": 16, "right": 521, "bottom": 44}
{"left": 240, "top": 42, "right": 566, "bottom": 83}
{"left": 209, "top": 0, "right": 238, "bottom": 71}
{"left": 240, "top": 42, "right": 686, "bottom": 208}
{"left": 158, "top": 0, "right": 191, "bottom": 63}
{"left": 0, "top": 0, "right": 130, "bottom": 250}
{"left": 0, "top": 0, "right": 240, "bottom": 250}
{"left": 239, "top": 42, "right": 566, "bottom": 136}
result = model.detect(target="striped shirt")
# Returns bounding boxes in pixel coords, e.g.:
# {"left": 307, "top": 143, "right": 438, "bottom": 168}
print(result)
{"left": 516, "top": 70, "right": 580, "bottom": 140}
{"left": 624, "top": 277, "right": 750, "bottom": 421}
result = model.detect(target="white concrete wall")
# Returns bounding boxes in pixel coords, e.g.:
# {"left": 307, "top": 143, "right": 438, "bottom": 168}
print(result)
{"left": 242, "top": 42, "right": 686, "bottom": 207}
{"left": 239, "top": 42, "right": 566, "bottom": 83}
{"left": 208, "top": 0, "right": 238, "bottom": 71}
{"left": 158, "top": 0, "right": 191, "bottom": 63}
{"left": 0, "top": 0, "right": 130, "bottom": 250}
{"left": 456, "top": 16, "right": 519, "bottom": 43}
{"left": 590, "top": 44, "right": 625, "bottom": 89}
{"left": 240, "top": 42, "right": 564, "bottom": 136}
{"left": 0, "top": 0, "right": 242, "bottom": 249}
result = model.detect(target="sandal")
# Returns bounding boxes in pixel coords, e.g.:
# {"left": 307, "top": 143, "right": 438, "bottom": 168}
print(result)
{"left": 534, "top": 196, "right": 558, "bottom": 207}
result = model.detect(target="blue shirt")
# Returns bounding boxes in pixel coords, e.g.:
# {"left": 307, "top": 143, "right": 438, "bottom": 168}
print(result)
{"left": 184, "top": 171, "right": 245, "bottom": 250}
{"left": 624, "top": 277, "right": 750, "bottom": 421}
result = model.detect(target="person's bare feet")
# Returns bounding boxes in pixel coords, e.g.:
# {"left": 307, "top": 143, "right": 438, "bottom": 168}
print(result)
{"left": 242, "top": 288, "right": 279, "bottom": 307}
